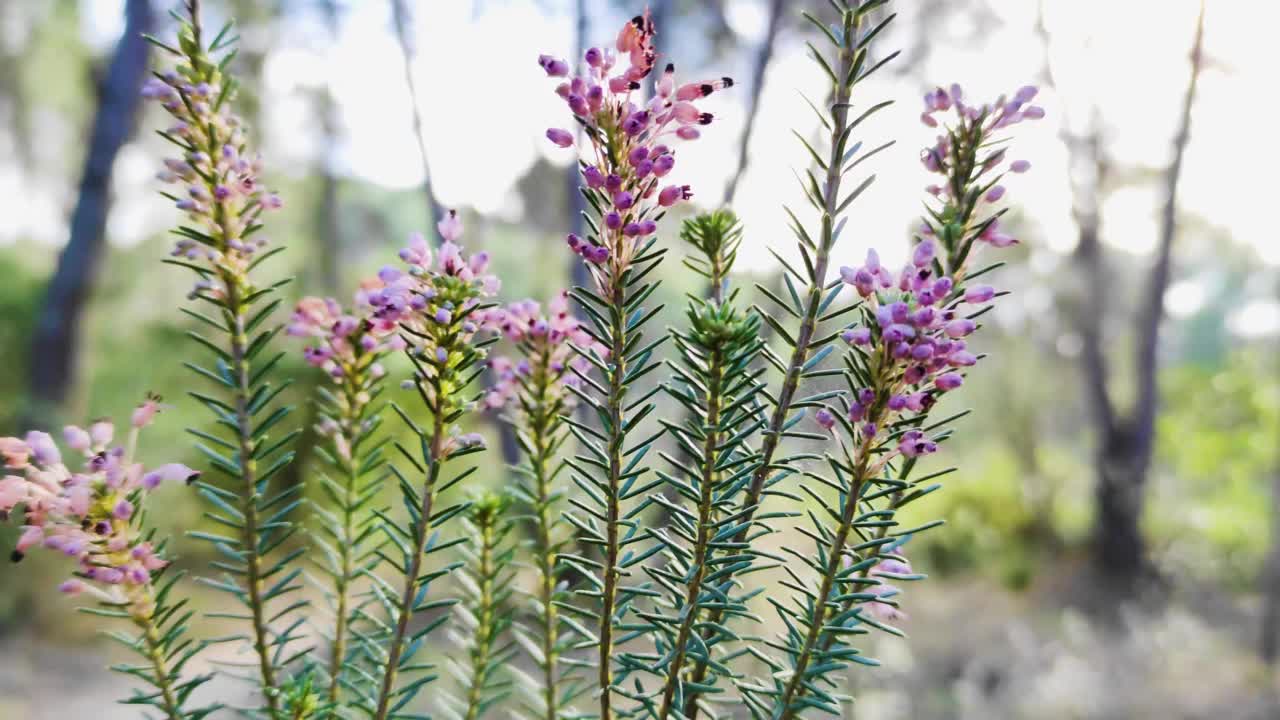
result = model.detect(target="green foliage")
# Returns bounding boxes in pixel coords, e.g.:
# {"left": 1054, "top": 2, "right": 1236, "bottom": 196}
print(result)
{"left": 563, "top": 204, "right": 670, "bottom": 717}
{"left": 154, "top": 9, "right": 306, "bottom": 716}
{"left": 504, "top": 331, "right": 587, "bottom": 719}
{"left": 442, "top": 492, "right": 518, "bottom": 720}
{"left": 622, "top": 212, "right": 772, "bottom": 718}
{"left": 355, "top": 291, "right": 496, "bottom": 720}
{"left": 92, "top": 568, "right": 218, "bottom": 719}
{"left": 306, "top": 349, "right": 391, "bottom": 705}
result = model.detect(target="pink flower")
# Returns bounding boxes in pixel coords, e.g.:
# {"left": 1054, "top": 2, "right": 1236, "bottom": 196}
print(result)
{"left": 142, "top": 463, "right": 201, "bottom": 490}
{"left": 438, "top": 209, "right": 464, "bottom": 242}
{"left": 658, "top": 184, "right": 691, "bottom": 207}
{"left": 546, "top": 128, "right": 574, "bottom": 148}
{"left": 131, "top": 397, "right": 161, "bottom": 429}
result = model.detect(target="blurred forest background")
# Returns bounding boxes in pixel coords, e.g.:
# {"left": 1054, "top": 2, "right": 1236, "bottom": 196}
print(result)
{"left": 0, "top": 0, "right": 1276, "bottom": 718}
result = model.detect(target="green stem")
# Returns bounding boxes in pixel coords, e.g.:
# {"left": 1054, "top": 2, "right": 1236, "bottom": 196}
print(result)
{"left": 226, "top": 279, "right": 283, "bottom": 718}
{"left": 774, "top": 444, "right": 874, "bottom": 720}
{"left": 327, "top": 377, "right": 363, "bottom": 706}
{"left": 683, "top": 13, "right": 862, "bottom": 718}
{"left": 657, "top": 344, "right": 724, "bottom": 720}
{"left": 528, "top": 347, "right": 563, "bottom": 720}
{"left": 598, "top": 264, "right": 629, "bottom": 720}
{"left": 372, "top": 407, "right": 446, "bottom": 720}
{"left": 137, "top": 607, "right": 185, "bottom": 720}
{"left": 463, "top": 515, "right": 499, "bottom": 720}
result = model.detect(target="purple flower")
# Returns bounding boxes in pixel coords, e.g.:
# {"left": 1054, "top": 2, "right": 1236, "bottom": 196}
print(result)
{"left": 935, "top": 373, "right": 964, "bottom": 391}
{"left": 944, "top": 319, "right": 976, "bottom": 338}
{"left": 964, "top": 285, "right": 995, "bottom": 303}
{"left": 546, "top": 128, "right": 574, "bottom": 147}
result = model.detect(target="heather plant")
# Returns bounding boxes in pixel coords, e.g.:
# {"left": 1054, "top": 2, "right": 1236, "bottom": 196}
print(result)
{"left": 0, "top": 1, "right": 1046, "bottom": 718}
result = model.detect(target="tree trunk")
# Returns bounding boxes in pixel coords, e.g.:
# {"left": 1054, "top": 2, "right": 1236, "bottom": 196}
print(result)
{"left": 390, "top": 0, "right": 443, "bottom": 237}
{"left": 1091, "top": 426, "right": 1148, "bottom": 582}
{"left": 722, "top": 0, "right": 784, "bottom": 206}
{"left": 1078, "top": 1, "right": 1204, "bottom": 583}
{"left": 318, "top": 0, "right": 343, "bottom": 293}
{"left": 27, "top": 0, "right": 153, "bottom": 419}
{"left": 1261, "top": 471, "right": 1280, "bottom": 664}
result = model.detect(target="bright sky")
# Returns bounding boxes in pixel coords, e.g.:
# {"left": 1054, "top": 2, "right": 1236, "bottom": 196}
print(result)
{"left": 5, "top": 0, "right": 1275, "bottom": 332}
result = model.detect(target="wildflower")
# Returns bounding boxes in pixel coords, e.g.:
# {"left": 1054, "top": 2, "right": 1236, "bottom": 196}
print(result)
{"left": 539, "top": 12, "right": 730, "bottom": 273}
{"left": 814, "top": 408, "right": 836, "bottom": 431}
{"left": 546, "top": 128, "right": 574, "bottom": 148}
{"left": 1, "top": 410, "right": 188, "bottom": 618}
{"left": 484, "top": 292, "right": 606, "bottom": 412}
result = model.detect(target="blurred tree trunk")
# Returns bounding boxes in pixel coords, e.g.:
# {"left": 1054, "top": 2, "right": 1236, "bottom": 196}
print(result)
{"left": 317, "top": 0, "right": 343, "bottom": 293}
{"left": 1075, "top": 2, "right": 1205, "bottom": 586}
{"left": 722, "top": 0, "right": 783, "bottom": 206}
{"left": 391, "top": 0, "right": 442, "bottom": 238}
{"left": 27, "top": 0, "right": 153, "bottom": 419}
{"left": 1261, "top": 471, "right": 1280, "bottom": 664}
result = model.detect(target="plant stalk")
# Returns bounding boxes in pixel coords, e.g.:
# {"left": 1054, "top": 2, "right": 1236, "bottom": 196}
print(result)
{"left": 683, "top": 12, "right": 862, "bottom": 717}
{"left": 326, "top": 376, "right": 364, "bottom": 705}
{"left": 138, "top": 605, "right": 185, "bottom": 720}
{"left": 657, "top": 344, "right": 724, "bottom": 720}
{"left": 372, "top": 408, "right": 446, "bottom": 720}
{"left": 225, "top": 277, "right": 283, "bottom": 719}
{"left": 597, "top": 262, "right": 630, "bottom": 720}
{"left": 464, "top": 514, "right": 499, "bottom": 720}
{"left": 528, "top": 346, "right": 563, "bottom": 720}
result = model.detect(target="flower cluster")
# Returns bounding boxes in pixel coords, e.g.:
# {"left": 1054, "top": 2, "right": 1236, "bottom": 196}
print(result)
{"left": 540, "top": 12, "right": 731, "bottom": 270}
{"left": 288, "top": 289, "right": 404, "bottom": 382}
{"left": 817, "top": 86, "right": 1044, "bottom": 467}
{"left": 483, "top": 291, "right": 605, "bottom": 411}
{"left": 830, "top": 238, "right": 989, "bottom": 451}
{"left": 142, "top": 63, "right": 283, "bottom": 294}
{"left": 0, "top": 399, "right": 196, "bottom": 617}
{"left": 376, "top": 211, "right": 499, "bottom": 453}
{"left": 919, "top": 84, "right": 1044, "bottom": 249}
{"left": 864, "top": 556, "right": 913, "bottom": 622}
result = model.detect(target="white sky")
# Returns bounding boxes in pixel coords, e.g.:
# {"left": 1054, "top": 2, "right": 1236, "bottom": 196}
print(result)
{"left": 7, "top": 0, "right": 1277, "bottom": 301}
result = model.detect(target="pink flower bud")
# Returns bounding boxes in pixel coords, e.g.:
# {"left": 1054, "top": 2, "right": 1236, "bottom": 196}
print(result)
{"left": 658, "top": 185, "right": 691, "bottom": 207}
{"left": 935, "top": 372, "right": 964, "bottom": 391}
{"left": 63, "top": 426, "right": 91, "bottom": 452}
{"left": 944, "top": 319, "right": 976, "bottom": 338}
{"left": 538, "top": 54, "right": 569, "bottom": 77}
{"left": 964, "top": 285, "right": 995, "bottom": 303}
{"left": 142, "top": 463, "right": 201, "bottom": 489}
{"left": 546, "top": 128, "right": 574, "bottom": 148}
{"left": 438, "top": 209, "right": 464, "bottom": 242}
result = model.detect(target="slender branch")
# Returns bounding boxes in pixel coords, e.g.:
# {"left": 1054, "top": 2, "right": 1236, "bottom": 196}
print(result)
{"left": 225, "top": 278, "right": 283, "bottom": 718}
{"left": 372, "top": 409, "right": 445, "bottom": 720}
{"left": 463, "top": 511, "right": 500, "bottom": 720}
{"left": 325, "top": 375, "right": 365, "bottom": 706}
{"left": 774, "top": 428, "right": 878, "bottom": 720}
{"left": 597, "top": 263, "right": 630, "bottom": 720}
{"left": 722, "top": 0, "right": 784, "bottom": 206}
{"left": 656, "top": 343, "right": 725, "bottom": 720}
{"left": 390, "top": 0, "right": 442, "bottom": 236}
{"left": 138, "top": 606, "right": 185, "bottom": 720}
{"left": 528, "top": 346, "right": 564, "bottom": 720}
{"left": 1132, "top": 0, "right": 1205, "bottom": 448}
{"left": 684, "top": 11, "right": 864, "bottom": 716}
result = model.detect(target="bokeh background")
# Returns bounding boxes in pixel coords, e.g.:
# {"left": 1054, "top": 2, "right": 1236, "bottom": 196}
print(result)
{"left": 0, "top": 0, "right": 1276, "bottom": 718}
